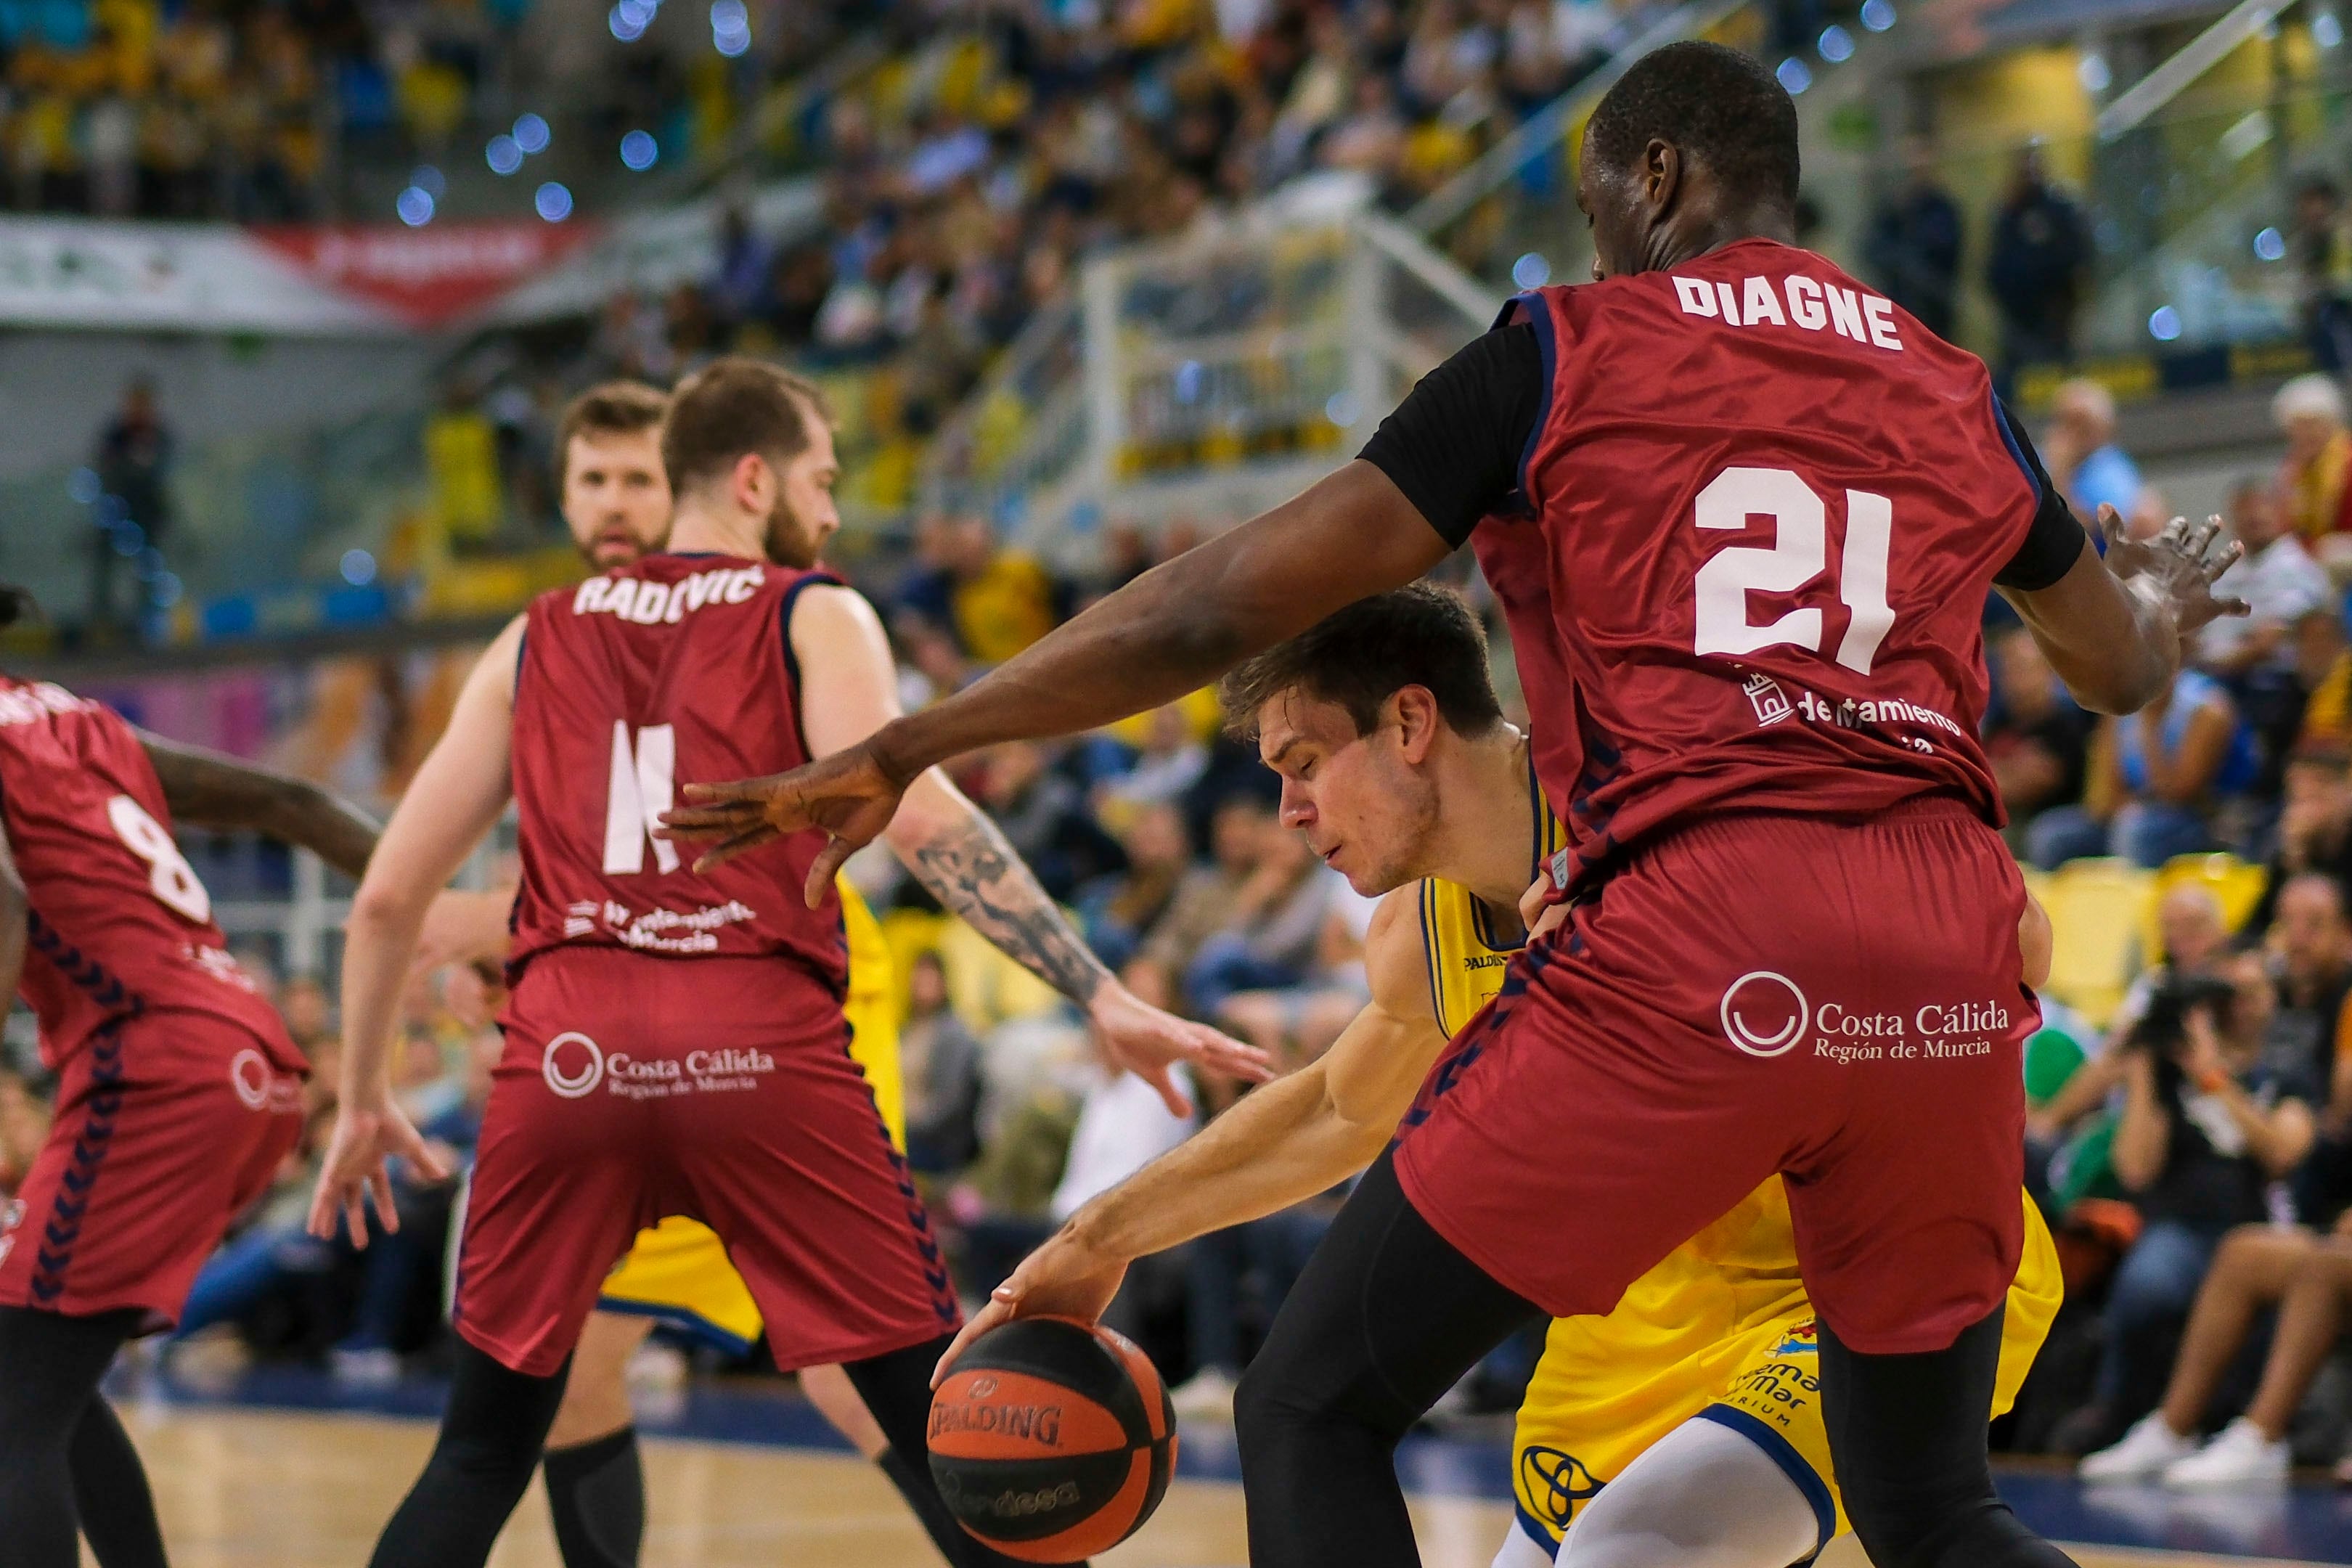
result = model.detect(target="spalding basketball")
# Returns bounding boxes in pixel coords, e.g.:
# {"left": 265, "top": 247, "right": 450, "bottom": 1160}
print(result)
{"left": 927, "top": 1315, "right": 1178, "bottom": 1562}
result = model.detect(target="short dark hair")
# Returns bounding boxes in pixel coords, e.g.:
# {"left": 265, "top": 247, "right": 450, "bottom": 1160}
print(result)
{"left": 661, "top": 356, "right": 832, "bottom": 495}
{"left": 1218, "top": 584, "right": 1503, "bottom": 739}
{"left": 1586, "top": 41, "right": 1800, "bottom": 208}
{"left": 555, "top": 380, "right": 669, "bottom": 486}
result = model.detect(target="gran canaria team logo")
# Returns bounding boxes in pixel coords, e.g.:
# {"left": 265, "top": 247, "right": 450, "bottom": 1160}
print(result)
{"left": 1719, "top": 971, "right": 1808, "bottom": 1058}
{"left": 1773, "top": 1320, "right": 1821, "bottom": 1357}
{"left": 542, "top": 1031, "right": 605, "bottom": 1098}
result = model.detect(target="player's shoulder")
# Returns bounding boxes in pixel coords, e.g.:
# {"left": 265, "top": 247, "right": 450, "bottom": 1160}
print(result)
{"left": 1363, "top": 886, "right": 1437, "bottom": 1021}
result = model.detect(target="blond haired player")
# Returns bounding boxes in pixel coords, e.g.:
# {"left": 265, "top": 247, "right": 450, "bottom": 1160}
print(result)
{"left": 937, "top": 586, "right": 2061, "bottom": 1568}
{"left": 404, "top": 381, "right": 1000, "bottom": 1566}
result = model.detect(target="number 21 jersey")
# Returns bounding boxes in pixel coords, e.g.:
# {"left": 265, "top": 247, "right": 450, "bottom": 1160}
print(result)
{"left": 1487, "top": 237, "right": 2063, "bottom": 897}
{"left": 0, "top": 676, "right": 295, "bottom": 1069}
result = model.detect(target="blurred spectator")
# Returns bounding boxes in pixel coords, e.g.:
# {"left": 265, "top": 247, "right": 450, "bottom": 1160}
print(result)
{"left": 2274, "top": 374, "right": 2352, "bottom": 552}
{"left": 2038, "top": 669, "right": 2256, "bottom": 867}
{"left": 900, "top": 951, "right": 983, "bottom": 1175}
{"left": 1077, "top": 802, "right": 1196, "bottom": 973}
{"left": 2259, "top": 873, "right": 2352, "bottom": 1095}
{"left": 2075, "top": 972, "right": 2316, "bottom": 1446}
{"left": 947, "top": 516, "right": 1063, "bottom": 666}
{"left": 1864, "top": 137, "right": 1963, "bottom": 341}
{"left": 2040, "top": 380, "right": 2142, "bottom": 526}
{"left": 279, "top": 973, "right": 335, "bottom": 1054}
{"left": 2292, "top": 175, "right": 2352, "bottom": 370}
{"left": 1175, "top": 811, "right": 1342, "bottom": 1021}
{"left": 2245, "top": 749, "right": 2352, "bottom": 939}
{"left": 2082, "top": 1206, "right": 2352, "bottom": 1485}
{"left": 89, "top": 375, "right": 173, "bottom": 640}
{"left": 2200, "top": 478, "right": 2329, "bottom": 677}
{"left": 974, "top": 740, "right": 1128, "bottom": 904}
{"left": 1100, "top": 703, "right": 1212, "bottom": 813}
{"left": 1985, "top": 146, "right": 2089, "bottom": 397}
{"left": 422, "top": 380, "right": 504, "bottom": 556}
{"left": 1987, "top": 627, "right": 2094, "bottom": 869}
{"left": 1127, "top": 796, "right": 1281, "bottom": 1005}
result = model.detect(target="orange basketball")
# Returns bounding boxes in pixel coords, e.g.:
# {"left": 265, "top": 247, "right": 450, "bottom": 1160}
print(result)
{"left": 926, "top": 1316, "right": 1179, "bottom": 1562}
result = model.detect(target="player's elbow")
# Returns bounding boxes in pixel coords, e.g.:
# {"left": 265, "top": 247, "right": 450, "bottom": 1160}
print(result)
{"left": 346, "top": 873, "right": 428, "bottom": 937}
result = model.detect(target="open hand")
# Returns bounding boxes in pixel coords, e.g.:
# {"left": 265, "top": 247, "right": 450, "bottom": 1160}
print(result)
{"left": 661, "top": 743, "right": 905, "bottom": 902}
{"left": 2097, "top": 506, "right": 2250, "bottom": 641}
{"left": 1087, "top": 980, "right": 1274, "bottom": 1118}
{"left": 933, "top": 1225, "right": 1130, "bottom": 1387}
{"left": 306, "top": 1097, "right": 450, "bottom": 1245}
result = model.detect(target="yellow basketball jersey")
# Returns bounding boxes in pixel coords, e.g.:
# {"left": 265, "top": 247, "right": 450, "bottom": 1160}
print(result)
{"left": 596, "top": 876, "right": 903, "bottom": 1349}
{"left": 1418, "top": 752, "right": 1564, "bottom": 1039}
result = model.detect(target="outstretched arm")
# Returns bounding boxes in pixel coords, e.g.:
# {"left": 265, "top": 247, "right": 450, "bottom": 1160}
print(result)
{"left": 761, "top": 587, "right": 1268, "bottom": 1113}
{"left": 666, "top": 462, "right": 1449, "bottom": 882}
{"left": 933, "top": 890, "right": 1442, "bottom": 1377}
{"left": 310, "top": 616, "right": 522, "bottom": 1243}
{"left": 141, "top": 733, "right": 381, "bottom": 878}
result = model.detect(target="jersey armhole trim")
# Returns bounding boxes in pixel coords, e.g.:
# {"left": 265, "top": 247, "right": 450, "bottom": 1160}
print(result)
{"left": 1693, "top": 1405, "right": 1837, "bottom": 1561}
{"left": 1986, "top": 385, "right": 2045, "bottom": 547}
{"left": 1419, "top": 881, "right": 1447, "bottom": 1037}
{"left": 1506, "top": 293, "right": 1557, "bottom": 504}
{"left": 777, "top": 571, "right": 849, "bottom": 763}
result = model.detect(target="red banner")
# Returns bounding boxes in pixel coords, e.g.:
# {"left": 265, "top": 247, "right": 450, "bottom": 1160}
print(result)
{"left": 248, "top": 221, "right": 603, "bottom": 327}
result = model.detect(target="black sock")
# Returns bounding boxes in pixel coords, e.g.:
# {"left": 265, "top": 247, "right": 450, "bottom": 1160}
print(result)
{"left": 367, "top": 1342, "right": 571, "bottom": 1568}
{"left": 543, "top": 1426, "right": 644, "bottom": 1568}
{"left": 878, "top": 1445, "right": 973, "bottom": 1567}
{"left": 0, "top": 1306, "right": 144, "bottom": 1568}
{"left": 72, "top": 1395, "right": 168, "bottom": 1568}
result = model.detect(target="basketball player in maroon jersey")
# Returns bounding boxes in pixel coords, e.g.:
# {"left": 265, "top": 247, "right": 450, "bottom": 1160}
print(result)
{"left": 412, "top": 378, "right": 985, "bottom": 1568}
{"left": 311, "top": 358, "right": 1265, "bottom": 1568}
{"left": 667, "top": 46, "right": 2246, "bottom": 1568}
{"left": 0, "top": 586, "right": 381, "bottom": 1568}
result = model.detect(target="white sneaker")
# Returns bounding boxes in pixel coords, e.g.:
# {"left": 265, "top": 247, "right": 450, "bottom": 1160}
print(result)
{"left": 2163, "top": 1418, "right": 2290, "bottom": 1488}
{"left": 2080, "top": 1412, "right": 2198, "bottom": 1481}
{"left": 1170, "top": 1368, "right": 1238, "bottom": 1421}
{"left": 329, "top": 1347, "right": 401, "bottom": 1387}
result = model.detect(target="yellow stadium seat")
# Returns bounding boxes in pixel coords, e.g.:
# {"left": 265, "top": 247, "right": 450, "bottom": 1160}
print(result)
{"left": 2038, "top": 857, "right": 2157, "bottom": 1029}
{"left": 936, "top": 918, "right": 1064, "bottom": 1032}
{"left": 2143, "top": 853, "right": 2268, "bottom": 961}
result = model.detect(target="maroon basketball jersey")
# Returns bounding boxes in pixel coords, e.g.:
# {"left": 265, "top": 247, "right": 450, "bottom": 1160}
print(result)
{"left": 509, "top": 552, "right": 847, "bottom": 991}
{"left": 1485, "top": 238, "right": 2037, "bottom": 896}
{"left": 0, "top": 677, "right": 295, "bottom": 1069}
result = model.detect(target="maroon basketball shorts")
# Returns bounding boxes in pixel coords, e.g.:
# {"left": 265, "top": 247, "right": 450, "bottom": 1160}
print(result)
{"left": 0, "top": 1009, "right": 304, "bottom": 1328}
{"left": 1395, "top": 799, "right": 2033, "bottom": 1356}
{"left": 457, "top": 948, "right": 960, "bottom": 1378}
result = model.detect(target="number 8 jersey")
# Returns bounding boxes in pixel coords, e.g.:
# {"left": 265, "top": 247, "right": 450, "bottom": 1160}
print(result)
{"left": 508, "top": 552, "right": 849, "bottom": 994}
{"left": 0, "top": 676, "right": 295, "bottom": 1071}
{"left": 1483, "top": 238, "right": 2082, "bottom": 899}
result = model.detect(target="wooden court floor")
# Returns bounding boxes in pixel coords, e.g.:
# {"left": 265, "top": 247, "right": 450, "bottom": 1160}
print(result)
{"left": 109, "top": 1405, "right": 2319, "bottom": 1568}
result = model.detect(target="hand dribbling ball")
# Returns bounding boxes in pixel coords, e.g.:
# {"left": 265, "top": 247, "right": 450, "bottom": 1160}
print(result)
{"left": 927, "top": 1316, "right": 1179, "bottom": 1562}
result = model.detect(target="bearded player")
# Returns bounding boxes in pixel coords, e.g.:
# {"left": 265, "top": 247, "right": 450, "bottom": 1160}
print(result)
{"left": 669, "top": 44, "right": 2242, "bottom": 1568}
{"left": 311, "top": 357, "right": 1266, "bottom": 1568}
{"left": 942, "top": 586, "right": 2061, "bottom": 1568}
{"left": 411, "top": 379, "right": 974, "bottom": 1567}
{"left": 0, "top": 585, "right": 381, "bottom": 1568}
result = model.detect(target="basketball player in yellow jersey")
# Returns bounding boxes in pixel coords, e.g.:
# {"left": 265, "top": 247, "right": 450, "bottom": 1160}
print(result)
{"left": 405, "top": 382, "right": 972, "bottom": 1568}
{"left": 944, "top": 584, "right": 2062, "bottom": 1568}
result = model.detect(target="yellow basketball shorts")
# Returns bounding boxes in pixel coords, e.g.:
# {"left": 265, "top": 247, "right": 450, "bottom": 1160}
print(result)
{"left": 1510, "top": 1196, "right": 2061, "bottom": 1561}
{"left": 595, "top": 886, "right": 904, "bottom": 1353}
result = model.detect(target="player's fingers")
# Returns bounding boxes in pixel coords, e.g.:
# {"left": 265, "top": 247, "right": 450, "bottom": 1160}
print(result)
{"left": 657, "top": 804, "right": 761, "bottom": 837}
{"left": 933, "top": 1296, "right": 1013, "bottom": 1387}
{"left": 403, "top": 1135, "right": 453, "bottom": 1185}
{"left": 343, "top": 1185, "right": 370, "bottom": 1249}
{"left": 2216, "top": 595, "right": 2253, "bottom": 619}
{"left": 2090, "top": 503, "right": 2118, "bottom": 548}
{"left": 691, "top": 826, "right": 777, "bottom": 875}
{"left": 2183, "top": 515, "right": 2221, "bottom": 561}
{"left": 1139, "top": 1061, "right": 1194, "bottom": 1119}
{"left": 2202, "top": 536, "right": 2245, "bottom": 581}
{"left": 806, "top": 836, "right": 857, "bottom": 907}
{"left": 677, "top": 777, "right": 776, "bottom": 804}
{"left": 369, "top": 1166, "right": 400, "bottom": 1234}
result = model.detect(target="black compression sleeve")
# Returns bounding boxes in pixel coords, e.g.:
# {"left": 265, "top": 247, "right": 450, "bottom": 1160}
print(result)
{"left": 1992, "top": 400, "right": 2089, "bottom": 592}
{"left": 1357, "top": 323, "right": 1545, "bottom": 549}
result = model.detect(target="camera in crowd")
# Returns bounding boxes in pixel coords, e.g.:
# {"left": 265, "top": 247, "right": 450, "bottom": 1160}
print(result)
{"left": 2124, "top": 973, "right": 2241, "bottom": 1066}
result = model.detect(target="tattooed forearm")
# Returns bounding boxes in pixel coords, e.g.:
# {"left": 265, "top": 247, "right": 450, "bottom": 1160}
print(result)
{"left": 908, "top": 814, "right": 1110, "bottom": 1005}
{"left": 140, "top": 733, "right": 381, "bottom": 879}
